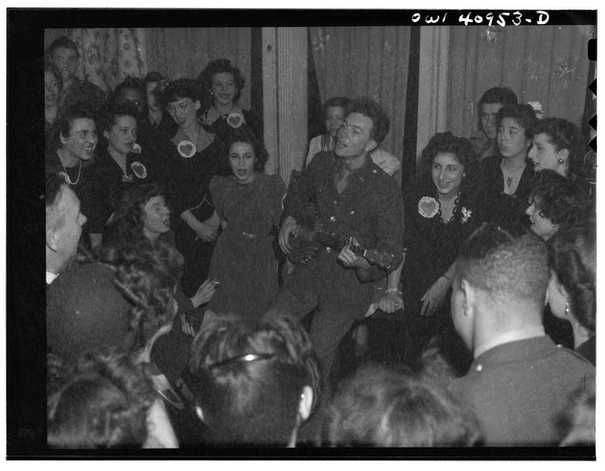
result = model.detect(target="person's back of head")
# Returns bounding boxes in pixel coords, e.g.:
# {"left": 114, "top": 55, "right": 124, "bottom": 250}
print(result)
{"left": 188, "top": 314, "right": 320, "bottom": 446}
{"left": 324, "top": 365, "right": 481, "bottom": 446}
{"left": 452, "top": 224, "right": 550, "bottom": 351}
{"left": 47, "top": 350, "right": 156, "bottom": 449}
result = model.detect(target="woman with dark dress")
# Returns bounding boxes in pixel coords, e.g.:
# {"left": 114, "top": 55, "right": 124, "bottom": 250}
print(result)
{"left": 473, "top": 104, "right": 537, "bottom": 232}
{"left": 88, "top": 102, "right": 154, "bottom": 250}
{"left": 401, "top": 132, "right": 481, "bottom": 368}
{"left": 206, "top": 129, "right": 285, "bottom": 319}
{"left": 198, "top": 58, "right": 262, "bottom": 146}
{"left": 547, "top": 222, "right": 596, "bottom": 365}
{"left": 159, "top": 79, "right": 226, "bottom": 296}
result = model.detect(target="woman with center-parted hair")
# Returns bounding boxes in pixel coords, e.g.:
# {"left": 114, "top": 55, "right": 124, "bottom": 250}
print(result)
{"left": 188, "top": 315, "right": 320, "bottom": 446}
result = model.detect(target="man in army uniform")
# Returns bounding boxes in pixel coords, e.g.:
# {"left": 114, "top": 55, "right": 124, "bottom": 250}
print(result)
{"left": 449, "top": 224, "right": 594, "bottom": 446}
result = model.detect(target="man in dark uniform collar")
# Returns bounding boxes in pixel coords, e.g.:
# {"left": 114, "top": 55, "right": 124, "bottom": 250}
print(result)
{"left": 449, "top": 224, "right": 595, "bottom": 446}
{"left": 270, "top": 97, "right": 404, "bottom": 395}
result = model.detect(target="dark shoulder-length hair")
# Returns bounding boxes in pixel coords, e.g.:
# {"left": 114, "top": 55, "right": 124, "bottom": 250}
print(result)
{"left": 532, "top": 117, "right": 584, "bottom": 179}
{"left": 324, "top": 364, "right": 481, "bottom": 446}
{"left": 198, "top": 58, "right": 246, "bottom": 103}
{"left": 548, "top": 222, "right": 596, "bottom": 333}
{"left": 188, "top": 314, "right": 320, "bottom": 445}
{"left": 47, "top": 349, "right": 156, "bottom": 449}
{"left": 222, "top": 127, "right": 268, "bottom": 173}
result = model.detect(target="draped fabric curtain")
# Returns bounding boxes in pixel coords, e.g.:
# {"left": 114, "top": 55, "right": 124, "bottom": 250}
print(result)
{"left": 144, "top": 28, "right": 253, "bottom": 110}
{"left": 309, "top": 26, "right": 411, "bottom": 164}
{"left": 66, "top": 28, "right": 147, "bottom": 95}
{"left": 447, "top": 25, "right": 592, "bottom": 138}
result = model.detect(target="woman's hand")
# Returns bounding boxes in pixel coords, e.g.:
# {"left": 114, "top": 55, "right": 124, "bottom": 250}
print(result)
{"left": 378, "top": 291, "right": 404, "bottom": 313}
{"left": 420, "top": 276, "right": 450, "bottom": 317}
{"left": 191, "top": 279, "right": 217, "bottom": 308}
{"left": 279, "top": 216, "right": 298, "bottom": 254}
{"left": 195, "top": 222, "right": 219, "bottom": 242}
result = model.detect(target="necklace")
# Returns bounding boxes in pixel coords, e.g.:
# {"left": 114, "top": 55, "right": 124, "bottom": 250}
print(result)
{"left": 437, "top": 191, "right": 461, "bottom": 224}
{"left": 58, "top": 154, "right": 82, "bottom": 186}
{"left": 501, "top": 162, "right": 526, "bottom": 194}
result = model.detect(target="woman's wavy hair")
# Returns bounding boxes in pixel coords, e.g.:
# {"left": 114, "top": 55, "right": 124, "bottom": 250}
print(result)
{"left": 158, "top": 78, "right": 202, "bottom": 109}
{"left": 110, "top": 183, "right": 167, "bottom": 247}
{"left": 324, "top": 364, "right": 481, "bottom": 447}
{"left": 222, "top": 127, "right": 268, "bottom": 173}
{"left": 548, "top": 221, "right": 596, "bottom": 333}
{"left": 529, "top": 170, "right": 592, "bottom": 231}
{"left": 188, "top": 314, "right": 320, "bottom": 445}
{"left": 47, "top": 349, "right": 156, "bottom": 449}
{"left": 418, "top": 132, "right": 477, "bottom": 190}
{"left": 198, "top": 58, "right": 246, "bottom": 103}
{"left": 101, "top": 242, "right": 183, "bottom": 349}
{"left": 531, "top": 117, "right": 585, "bottom": 178}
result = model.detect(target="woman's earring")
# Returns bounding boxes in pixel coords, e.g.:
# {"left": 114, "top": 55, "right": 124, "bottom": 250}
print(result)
{"left": 565, "top": 303, "right": 571, "bottom": 316}
{"left": 558, "top": 158, "right": 565, "bottom": 165}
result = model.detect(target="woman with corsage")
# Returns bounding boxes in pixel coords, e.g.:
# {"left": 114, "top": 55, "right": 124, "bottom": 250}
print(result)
{"left": 400, "top": 132, "right": 481, "bottom": 368}
{"left": 198, "top": 58, "right": 262, "bottom": 147}
{"left": 203, "top": 129, "right": 285, "bottom": 319}
{"left": 159, "top": 79, "right": 226, "bottom": 296}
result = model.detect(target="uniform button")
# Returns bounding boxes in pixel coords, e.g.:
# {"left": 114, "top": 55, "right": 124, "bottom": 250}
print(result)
{"left": 350, "top": 210, "right": 355, "bottom": 215}
{"left": 475, "top": 364, "right": 483, "bottom": 372}
{"left": 372, "top": 169, "right": 377, "bottom": 174}
{"left": 333, "top": 200, "right": 338, "bottom": 205}
{"left": 556, "top": 344, "right": 562, "bottom": 348}
{"left": 329, "top": 216, "right": 336, "bottom": 222}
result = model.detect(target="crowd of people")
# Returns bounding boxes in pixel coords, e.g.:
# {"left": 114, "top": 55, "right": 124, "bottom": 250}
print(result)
{"left": 45, "top": 35, "right": 595, "bottom": 449}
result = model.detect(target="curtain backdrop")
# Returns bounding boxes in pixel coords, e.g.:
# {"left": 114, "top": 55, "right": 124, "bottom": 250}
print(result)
{"left": 145, "top": 28, "right": 253, "bottom": 110}
{"left": 447, "top": 25, "right": 592, "bottom": 137}
{"left": 309, "top": 26, "right": 411, "bottom": 163}
{"left": 59, "top": 28, "right": 147, "bottom": 95}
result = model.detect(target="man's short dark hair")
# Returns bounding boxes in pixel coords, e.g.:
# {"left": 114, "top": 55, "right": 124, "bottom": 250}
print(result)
{"left": 324, "top": 364, "right": 481, "bottom": 446}
{"left": 478, "top": 86, "right": 518, "bottom": 108}
{"left": 58, "top": 103, "right": 97, "bottom": 139}
{"left": 47, "top": 35, "right": 79, "bottom": 58}
{"left": 347, "top": 97, "right": 390, "bottom": 146}
{"left": 189, "top": 315, "right": 320, "bottom": 445}
{"left": 112, "top": 76, "right": 146, "bottom": 107}
{"left": 456, "top": 224, "right": 549, "bottom": 307}
{"left": 323, "top": 96, "right": 350, "bottom": 118}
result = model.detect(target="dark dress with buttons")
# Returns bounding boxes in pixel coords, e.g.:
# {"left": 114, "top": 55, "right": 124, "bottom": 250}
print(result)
{"left": 449, "top": 335, "right": 595, "bottom": 446}
{"left": 401, "top": 177, "right": 482, "bottom": 367}
{"left": 272, "top": 152, "right": 404, "bottom": 386}
{"left": 208, "top": 173, "right": 285, "bottom": 319}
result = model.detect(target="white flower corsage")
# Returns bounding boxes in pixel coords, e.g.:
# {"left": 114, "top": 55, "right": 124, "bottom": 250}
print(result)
{"left": 418, "top": 196, "right": 439, "bottom": 219}
{"left": 527, "top": 101, "right": 544, "bottom": 119}
{"left": 461, "top": 207, "right": 472, "bottom": 224}
{"left": 226, "top": 111, "right": 245, "bottom": 129}
{"left": 131, "top": 161, "right": 148, "bottom": 179}
{"left": 132, "top": 143, "right": 142, "bottom": 154}
{"left": 177, "top": 140, "right": 196, "bottom": 158}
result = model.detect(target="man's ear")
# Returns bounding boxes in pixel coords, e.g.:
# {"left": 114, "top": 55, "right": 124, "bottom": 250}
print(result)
{"left": 195, "top": 405, "right": 205, "bottom": 423}
{"left": 194, "top": 100, "right": 201, "bottom": 112}
{"left": 298, "top": 385, "right": 313, "bottom": 422}
{"left": 46, "top": 227, "right": 59, "bottom": 252}
{"left": 365, "top": 138, "right": 377, "bottom": 154}
{"left": 460, "top": 278, "right": 474, "bottom": 319}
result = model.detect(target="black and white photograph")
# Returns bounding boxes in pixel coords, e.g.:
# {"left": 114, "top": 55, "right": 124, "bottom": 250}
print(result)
{"left": 4, "top": 6, "right": 597, "bottom": 459}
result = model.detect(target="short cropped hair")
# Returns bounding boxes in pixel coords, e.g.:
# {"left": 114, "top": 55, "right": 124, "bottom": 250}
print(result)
{"left": 158, "top": 78, "right": 201, "bottom": 108}
{"left": 532, "top": 118, "right": 584, "bottom": 177}
{"left": 496, "top": 104, "right": 538, "bottom": 140}
{"left": 529, "top": 170, "right": 592, "bottom": 230}
{"left": 223, "top": 127, "right": 268, "bottom": 172}
{"left": 112, "top": 77, "right": 146, "bottom": 106}
{"left": 549, "top": 222, "right": 596, "bottom": 332}
{"left": 47, "top": 350, "right": 156, "bottom": 449}
{"left": 198, "top": 58, "right": 246, "bottom": 103}
{"left": 189, "top": 315, "right": 320, "bottom": 445}
{"left": 323, "top": 96, "right": 350, "bottom": 118}
{"left": 324, "top": 365, "right": 481, "bottom": 446}
{"left": 47, "top": 35, "right": 79, "bottom": 58}
{"left": 347, "top": 97, "right": 390, "bottom": 145}
{"left": 58, "top": 103, "right": 97, "bottom": 139}
{"left": 478, "top": 86, "right": 518, "bottom": 108}
{"left": 456, "top": 224, "right": 550, "bottom": 307}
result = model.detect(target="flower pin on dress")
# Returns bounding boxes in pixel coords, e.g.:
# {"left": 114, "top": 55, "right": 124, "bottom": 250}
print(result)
{"left": 226, "top": 111, "right": 245, "bottom": 129}
{"left": 527, "top": 101, "right": 544, "bottom": 119}
{"left": 177, "top": 140, "right": 196, "bottom": 158}
{"left": 461, "top": 207, "right": 472, "bottom": 224}
{"left": 418, "top": 196, "right": 439, "bottom": 219}
{"left": 131, "top": 161, "right": 148, "bottom": 179}
{"left": 132, "top": 143, "right": 142, "bottom": 154}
